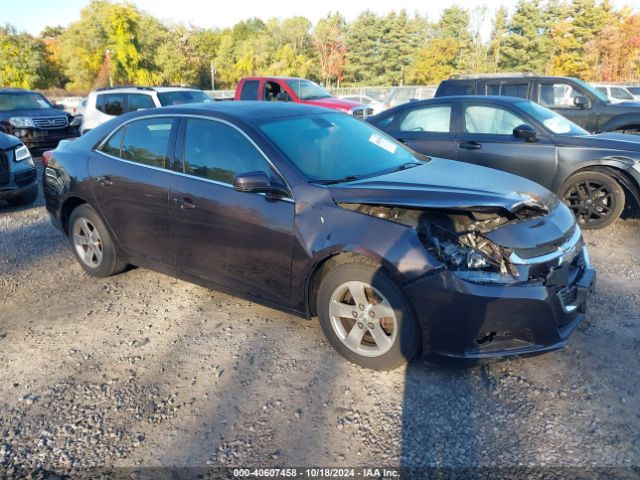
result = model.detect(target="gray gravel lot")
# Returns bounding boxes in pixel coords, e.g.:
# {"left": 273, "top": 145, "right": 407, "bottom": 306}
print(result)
{"left": 0, "top": 162, "right": 639, "bottom": 478}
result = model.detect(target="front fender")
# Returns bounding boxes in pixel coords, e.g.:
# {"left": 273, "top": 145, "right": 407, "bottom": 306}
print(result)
{"left": 599, "top": 113, "right": 640, "bottom": 133}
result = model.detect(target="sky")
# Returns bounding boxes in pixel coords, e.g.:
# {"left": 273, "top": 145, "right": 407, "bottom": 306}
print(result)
{"left": 3, "top": 0, "right": 638, "bottom": 38}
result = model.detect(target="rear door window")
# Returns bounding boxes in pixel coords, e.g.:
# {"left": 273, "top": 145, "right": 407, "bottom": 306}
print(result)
{"left": 127, "top": 94, "right": 155, "bottom": 112}
{"left": 240, "top": 80, "right": 259, "bottom": 100}
{"left": 399, "top": 105, "right": 452, "bottom": 132}
{"left": 96, "top": 94, "right": 125, "bottom": 116}
{"left": 120, "top": 118, "right": 175, "bottom": 168}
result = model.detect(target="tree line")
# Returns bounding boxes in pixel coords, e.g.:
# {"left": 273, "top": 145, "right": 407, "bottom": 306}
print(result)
{"left": 1, "top": 0, "right": 639, "bottom": 94}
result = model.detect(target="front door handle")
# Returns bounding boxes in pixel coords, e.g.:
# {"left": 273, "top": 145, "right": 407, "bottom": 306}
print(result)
{"left": 96, "top": 175, "right": 113, "bottom": 187}
{"left": 397, "top": 138, "right": 409, "bottom": 145}
{"left": 458, "top": 141, "right": 482, "bottom": 151}
{"left": 174, "top": 197, "right": 196, "bottom": 210}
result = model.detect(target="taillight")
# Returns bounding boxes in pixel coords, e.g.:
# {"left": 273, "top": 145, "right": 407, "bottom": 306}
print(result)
{"left": 42, "top": 150, "right": 54, "bottom": 167}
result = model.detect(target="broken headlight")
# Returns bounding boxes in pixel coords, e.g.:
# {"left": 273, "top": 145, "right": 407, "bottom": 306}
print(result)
{"left": 424, "top": 224, "right": 519, "bottom": 283}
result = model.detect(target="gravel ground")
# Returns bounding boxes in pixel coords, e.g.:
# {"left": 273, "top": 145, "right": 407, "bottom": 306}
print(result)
{"left": 0, "top": 162, "right": 639, "bottom": 478}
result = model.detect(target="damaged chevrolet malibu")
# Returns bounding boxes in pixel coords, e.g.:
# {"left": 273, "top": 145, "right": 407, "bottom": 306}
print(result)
{"left": 43, "top": 102, "right": 595, "bottom": 370}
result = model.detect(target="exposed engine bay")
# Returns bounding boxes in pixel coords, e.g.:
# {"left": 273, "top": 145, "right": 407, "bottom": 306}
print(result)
{"left": 338, "top": 202, "right": 552, "bottom": 281}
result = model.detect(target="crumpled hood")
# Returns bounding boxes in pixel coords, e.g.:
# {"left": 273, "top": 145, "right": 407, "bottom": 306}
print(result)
{"left": 329, "top": 157, "right": 555, "bottom": 213}
{"left": 302, "top": 97, "right": 363, "bottom": 112}
{"left": 555, "top": 132, "right": 640, "bottom": 155}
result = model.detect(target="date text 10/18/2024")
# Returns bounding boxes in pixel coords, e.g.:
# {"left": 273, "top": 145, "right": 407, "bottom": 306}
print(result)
{"left": 232, "top": 468, "right": 400, "bottom": 478}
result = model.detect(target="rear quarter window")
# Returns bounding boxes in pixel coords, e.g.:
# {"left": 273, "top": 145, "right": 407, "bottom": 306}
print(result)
{"left": 437, "top": 81, "right": 475, "bottom": 96}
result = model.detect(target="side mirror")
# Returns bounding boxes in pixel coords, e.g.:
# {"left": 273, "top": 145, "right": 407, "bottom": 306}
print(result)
{"left": 53, "top": 103, "right": 65, "bottom": 110}
{"left": 513, "top": 124, "right": 538, "bottom": 142}
{"left": 574, "top": 96, "right": 590, "bottom": 109}
{"left": 276, "top": 92, "right": 291, "bottom": 102}
{"left": 233, "top": 171, "right": 289, "bottom": 196}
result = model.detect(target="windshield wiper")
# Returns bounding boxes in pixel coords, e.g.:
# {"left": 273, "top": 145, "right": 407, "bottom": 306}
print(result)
{"left": 396, "top": 161, "right": 425, "bottom": 171}
{"left": 313, "top": 175, "right": 360, "bottom": 185}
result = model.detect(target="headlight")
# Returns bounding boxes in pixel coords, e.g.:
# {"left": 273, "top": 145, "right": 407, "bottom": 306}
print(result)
{"left": 14, "top": 145, "right": 31, "bottom": 162}
{"left": 9, "top": 117, "right": 35, "bottom": 128}
{"left": 70, "top": 116, "right": 82, "bottom": 126}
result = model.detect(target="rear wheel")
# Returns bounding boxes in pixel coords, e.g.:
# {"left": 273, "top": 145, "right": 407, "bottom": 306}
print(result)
{"left": 559, "top": 171, "right": 625, "bottom": 229}
{"left": 68, "top": 204, "right": 127, "bottom": 277}
{"left": 317, "top": 258, "right": 421, "bottom": 370}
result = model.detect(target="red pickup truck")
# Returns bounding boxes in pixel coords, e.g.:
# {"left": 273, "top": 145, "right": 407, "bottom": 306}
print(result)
{"left": 234, "top": 77, "right": 373, "bottom": 119}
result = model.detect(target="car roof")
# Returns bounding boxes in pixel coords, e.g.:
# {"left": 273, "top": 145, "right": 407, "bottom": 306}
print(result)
{"left": 401, "top": 95, "right": 530, "bottom": 105}
{"left": 139, "top": 101, "right": 334, "bottom": 122}
{"left": 0, "top": 88, "right": 39, "bottom": 94}
{"left": 92, "top": 86, "right": 201, "bottom": 94}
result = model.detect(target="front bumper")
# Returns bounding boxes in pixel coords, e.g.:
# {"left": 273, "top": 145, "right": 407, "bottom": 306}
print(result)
{"left": 0, "top": 162, "right": 37, "bottom": 200}
{"left": 7, "top": 126, "right": 78, "bottom": 153}
{"left": 405, "top": 249, "right": 595, "bottom": 359}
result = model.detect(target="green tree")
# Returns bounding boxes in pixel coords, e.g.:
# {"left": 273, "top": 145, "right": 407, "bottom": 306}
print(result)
{"left": 488, "top": 7, "right": 508, "bottom": 72}
{"left": 313, "top": 13, "right": 347, "bottom": 86}
{"left": 0, "top": 25, "right": 52, "bottom": 89}
{"left": 344, "top": 11, "right": 385, "bottom": 85}
{"left": 499, "top": 0, "right": 553, "bottom": 73}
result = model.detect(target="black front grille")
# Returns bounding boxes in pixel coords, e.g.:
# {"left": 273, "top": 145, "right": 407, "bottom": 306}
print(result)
{"left": 33, "top": 117, "right": 68, "bottom": 129}
{"left": 0, "top": 150, "right": 9, "bottom": 185}
{"left": 352, "top": 108, "right": 374, "bottom": 119}
{"left": 15, "top": 168, "right": 36, "bottom": 187}
{"left": 558, "top": 283, "right": 578, "bottom": 305}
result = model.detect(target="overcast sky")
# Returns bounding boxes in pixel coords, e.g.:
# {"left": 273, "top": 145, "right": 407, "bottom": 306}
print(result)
{"left": 5, "top": 0, "right": 638, "bottom": 37}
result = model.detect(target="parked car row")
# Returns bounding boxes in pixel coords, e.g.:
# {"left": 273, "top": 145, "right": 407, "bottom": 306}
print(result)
{"left": 593, "top": 84, "right": 640, "bottom": 103}
{"left": 7, "top": 72, "right": 640, "bottom": 371}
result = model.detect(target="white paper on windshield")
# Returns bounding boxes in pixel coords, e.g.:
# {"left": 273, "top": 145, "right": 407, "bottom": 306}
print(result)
{"left": 369, "top": 133, "right": 397, "bottom": 154}
{"left": 37, "top": 99, "right": 50, "bottom": 108}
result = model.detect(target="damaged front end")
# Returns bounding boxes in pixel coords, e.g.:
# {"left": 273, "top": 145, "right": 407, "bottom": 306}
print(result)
{"left": 339, "top": 200, "right": 552, "bottom": 285}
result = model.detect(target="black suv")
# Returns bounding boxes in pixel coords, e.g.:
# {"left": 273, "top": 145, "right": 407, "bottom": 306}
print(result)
{"left": 0, "top": 132, "right": 37, "bottom": 206}
{"left": 435, "top": 74, "right": 640, "bottom": 134}
{"left": 0, "top": 88, "right": 80, "bottom": 153}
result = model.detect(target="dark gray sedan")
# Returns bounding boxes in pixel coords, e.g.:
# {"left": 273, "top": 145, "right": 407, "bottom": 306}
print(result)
{"left": 369, "top": 96, "right": 640, "bottom": 229}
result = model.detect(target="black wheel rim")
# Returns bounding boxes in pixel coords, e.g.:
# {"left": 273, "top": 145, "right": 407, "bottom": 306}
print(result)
{"left": 563, "top": 179, "right": 616, "bottom": 227}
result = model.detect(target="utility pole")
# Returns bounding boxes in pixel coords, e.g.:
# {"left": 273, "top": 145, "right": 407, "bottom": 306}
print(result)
{"left": 210, "top": 62, "right": 216, "bottom": 91}
{"left": 105, "top": 49, "right": 113, "bottom": 87}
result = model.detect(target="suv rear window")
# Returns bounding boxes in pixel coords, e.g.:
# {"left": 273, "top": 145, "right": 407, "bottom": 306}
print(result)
{"left": 240, "top": 81, "right": 259, "bottom": 100}
{"left": 437, "top": 81, "right": 475, "bottom": 96}
{"left": 96, "top": 94, "right": 125, "bottom": 116}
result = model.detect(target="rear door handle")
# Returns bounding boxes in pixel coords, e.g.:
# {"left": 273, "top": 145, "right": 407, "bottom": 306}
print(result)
{"left": 96, "top": 175, "right": 113, "bottom": 187}
{"left": 174, "top": 197, "right": 196, "bottom": 210}
{"left": 458, "top": 141, "right": 482, "bottom": 151}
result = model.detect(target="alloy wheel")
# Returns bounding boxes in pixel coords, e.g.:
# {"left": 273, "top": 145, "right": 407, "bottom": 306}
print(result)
{"left": 72, "top": 218, "right": 103, "bottom": 268}
{"left": 562, "top": 179, "right": 617, "bottom": 227}
{"left": 328, "top": 281, "right": 398, "bottom": 357}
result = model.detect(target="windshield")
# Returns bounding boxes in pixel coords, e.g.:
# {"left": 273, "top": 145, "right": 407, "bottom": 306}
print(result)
{"left": 157, "top": 90, "right": 212, "bottom": 106}
{"left": 627, "top": 86, "right": 640, "bottom": 96}
{"left": 284, "top": 79, "right": 332, "bottom": 101}
{"left": 0, "top": 92, "right": 53, "bottom": 111}
{"left": 259, "top": 112, "right": 425, "bottom": 182}
{"left": 516, "top": 100, "right": 589, "bottom": 136}
{"left": 572, "top": 78, "right": 610, "bottom": 103}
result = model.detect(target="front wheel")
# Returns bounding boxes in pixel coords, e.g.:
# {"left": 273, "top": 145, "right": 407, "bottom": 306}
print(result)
{"left": 68, "top": 204, "right": 127, "bottom": 277}
{"left": 317, "top": 259, "right": 421, "bottom": 370}
{"left": 559, "top": 171, "right": 625, "bottom": 230}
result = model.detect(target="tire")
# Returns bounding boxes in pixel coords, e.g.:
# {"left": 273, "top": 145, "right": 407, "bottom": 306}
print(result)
{"left": 559, "top": 171, "right": 625, "bottom": 230}
{"left": 6, "top": 187, "right": 37, "bottom": 206}
{"left": 68, "top": 204, "right": 127, "bottom": 277}
{"left": 316, "top": 257, "right": 421, "bottom": 370}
